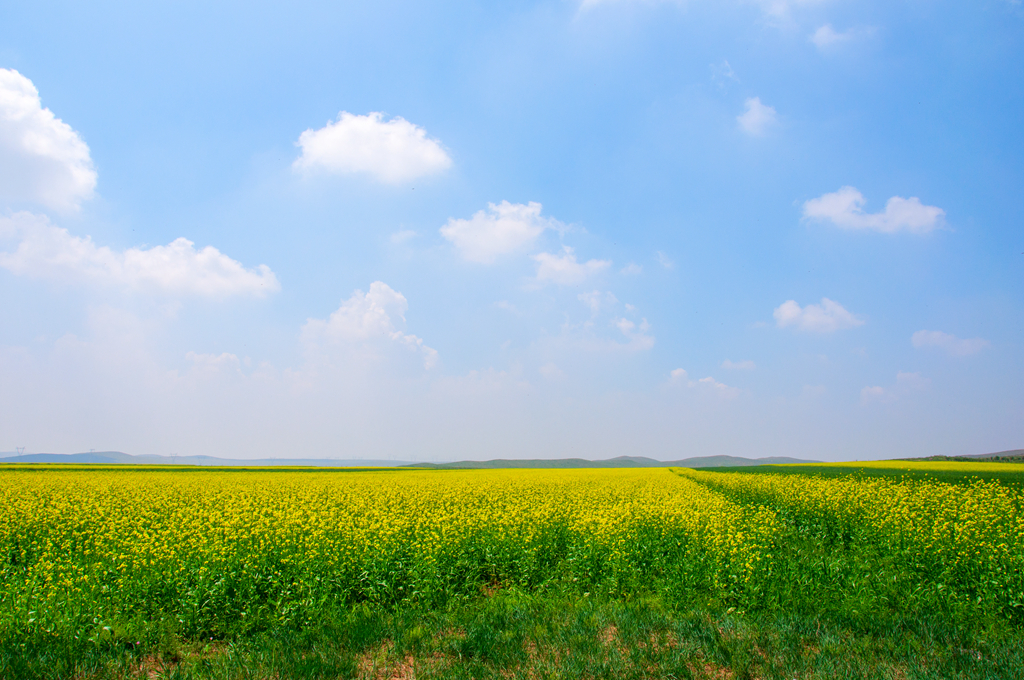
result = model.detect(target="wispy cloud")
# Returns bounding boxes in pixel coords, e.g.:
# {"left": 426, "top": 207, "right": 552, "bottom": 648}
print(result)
{"left": 861, "top": 371, "right": 929, "bottom": 404}
{"left": 912, "top": 330, "right": 989, "bottom": 356}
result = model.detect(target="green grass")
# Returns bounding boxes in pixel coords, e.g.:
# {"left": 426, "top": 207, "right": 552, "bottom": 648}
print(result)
{"left": 703, "top": 463, "right": 1024, "bottom": 486}
{"left": 6, "top": 591, "right": 1021, "bottom": 680}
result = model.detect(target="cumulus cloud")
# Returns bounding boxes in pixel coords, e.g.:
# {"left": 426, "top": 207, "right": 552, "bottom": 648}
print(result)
{"left": 293, "top": 111, "right": 451, "bottom": 184}
{"left": 0, "top": 68, "right": 97, "bottom": 212}
{"left": 722, "top": 359, "right": 756, "bottom": 370}
{"left": 0, "top": 212, "right": 279, "bottom": 297}
{"left": 737, "top": 97, "right": 777, "bottom": 136}
{"left": 861, "top": 371, "right": 929, "bottom": 404}
{"left": 655, "top": 251, "right": 674, "bottom": 269}
{"left": 301, "top": 281, "right": 438, "bottom": 369}
{"left": 533, "top": 246, "right": 611, "bottom": 286}
{"left": 912, "top": 330, "right": 989, "bottom": 357}
{"left": 803, "top": 186, "right": 945, "bottom": 234}
{"left": 774, "top": 298, "right": 864, "bottom": 333}
{"left": 441, "top": 201, "right": 561, "bottom": 264}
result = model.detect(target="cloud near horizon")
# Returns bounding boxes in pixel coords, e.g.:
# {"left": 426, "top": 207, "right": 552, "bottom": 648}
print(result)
{"left": 861, "top": 371, "right": 929, "bottom": 404}
{"left": 0, "top": 69, "right": 97, "bottom": 213}
{"left": 294, "top": 111, "right": 452, "bottom": 184}
{"left": 0, "top": 212, "right": 279, "bottom": 298}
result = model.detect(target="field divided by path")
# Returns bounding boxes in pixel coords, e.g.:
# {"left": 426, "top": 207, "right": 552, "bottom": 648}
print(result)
{"left": 1, "top": 463, "right": 1022, "bottom": 678}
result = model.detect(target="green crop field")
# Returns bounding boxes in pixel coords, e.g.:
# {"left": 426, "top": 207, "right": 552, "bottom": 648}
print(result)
{"left": 1, "top": 463, "right": 1022, "bottom": 679}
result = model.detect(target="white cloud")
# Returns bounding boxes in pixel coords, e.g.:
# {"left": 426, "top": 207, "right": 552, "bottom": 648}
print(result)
{"left": 809, "top": 24, "right": 872, "bottom": 49}
{"left": 0, "top": 212, "right": 279, "bottom": 298}
{"left": 753, "top": 0, "right": 829, "bottom": 19}
{"left": 293, "top": 111, "right": 451, "bottom": 184}
{"left": 655, "top": 251, "right": 674, "bottom": 269}
{"left": 737, "top": 97, "right": 778, "bottom": 136}
{"left": 911, "top": 330, "right": 989, "bottom": 357}
{"left": 301, "top": 281, "right": 438, "bottom": 369}
{"left": 697, "top": 376, "right": 741, "bottom": 398}
{"left": 722, "top": 359, "right": 756, "bottom": 370}
{"left": 533, "top": 246, "right": 611, "bottom": 286}
{"left": 803, "top": 186, "right": 945, "bottom": 234}
{"left": 441, "top": 201, "right": 561, "bottom": 264}
{"left": 389, "top": 229, "right": 416, "bottom": 245}
{"left": 862, "top": 371, "right": 929, "bottom": 404}
{"left": 578, "top": 290, "right": 618, "bottom": 314}
{"left": 0, "top": 68, "right": 97, "bottom": 212}
{"left": 580, "top": 0, "right": 825, "bottom": 20}
{"left": 613, "top": 316, "right": 654, "bottom": 351}
{"left": 710, "top": 60, "right": 739, "bottom": 89}
{"left": 668, "top": 368, "right": 738, "bottom": 397}
{"left": 774, "top": 298, "right": 864, "bottom": 333}
{"left": 620, "top": 262, "right": 643, "bottom": 275}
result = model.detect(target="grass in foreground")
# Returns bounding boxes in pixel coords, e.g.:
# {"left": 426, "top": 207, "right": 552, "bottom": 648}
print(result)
{"left": 12, "top": 591, "right": 1024, "bottom": 680}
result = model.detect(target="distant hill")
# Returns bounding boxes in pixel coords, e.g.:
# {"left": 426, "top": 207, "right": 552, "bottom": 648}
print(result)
{"left": 13, "top": 449, "right": 1019, "bottom": 469}
{"left": 0, "top": 451, "right": 817, "bottom": 469}
{"left": 402, "top": 455, "right": 818, "bottom": 470}
{"left": 901, "top": 449, "right": 1024, "bottom": 463}
{"left": 0, "top": 451, "right": 410, "bottom": 467}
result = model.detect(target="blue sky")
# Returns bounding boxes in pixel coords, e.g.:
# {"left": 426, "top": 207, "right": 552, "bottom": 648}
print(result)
{"left": 1, "top": 0, "right": 1021, "bottom": 461}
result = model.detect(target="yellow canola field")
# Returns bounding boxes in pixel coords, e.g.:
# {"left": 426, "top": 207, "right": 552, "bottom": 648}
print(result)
{"left": 0, "top": 468, "right": 777, "bottom": 632}
{"left": 3, "top": 465, "right": 1022, "bottom": 638}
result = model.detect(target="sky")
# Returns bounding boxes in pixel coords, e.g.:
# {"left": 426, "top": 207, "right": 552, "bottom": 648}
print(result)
{"left": 0, "top": 0, "right": 1021, "bottom": 462}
